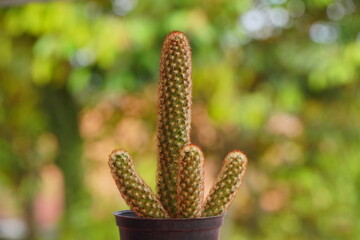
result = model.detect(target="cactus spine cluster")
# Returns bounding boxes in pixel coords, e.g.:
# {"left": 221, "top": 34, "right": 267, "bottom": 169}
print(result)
{"left": 108, "top": 31, "right": 247, "bottom": 219}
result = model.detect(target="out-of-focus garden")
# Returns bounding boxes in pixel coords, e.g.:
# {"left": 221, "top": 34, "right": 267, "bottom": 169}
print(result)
{"left": 0, "top": 0, "right": 359, "bottom": 239}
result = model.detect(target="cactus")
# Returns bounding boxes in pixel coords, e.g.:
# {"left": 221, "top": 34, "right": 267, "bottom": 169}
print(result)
{"left": 176, "top": 144, "right": 205, "bottom": 218}
{"left": 201, "top": 151, "right": 248, "bottom": 217}
{"left": 108, "top": 149, "right": 169, "bottom": 218}
{"left": 108, "top": 31, "right": 247, "bottom": 219}
{"left": 157, "top": 31, "right": 192, "bottom": 217}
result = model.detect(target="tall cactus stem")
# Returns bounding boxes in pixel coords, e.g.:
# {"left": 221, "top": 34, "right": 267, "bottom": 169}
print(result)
{"left": 201, "top": 151, "right": 247, "bottom": 217}
{"left": 109, "top": 149, "right": 169, "bottom": 218}
{"left": 157, "top": 31, "right": 192, "bottom": 217}
{"left": 176, "top": 144, "right": 205, "bottom": 218}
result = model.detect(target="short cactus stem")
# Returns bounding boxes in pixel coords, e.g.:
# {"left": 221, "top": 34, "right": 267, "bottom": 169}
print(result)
{"left": 157, "top": 31, "right": 192, "bottom": 217}
{"left": 201, "top": 151, "right": 247, "bottom": 217}
{"left": 176, "top": 144, "right": 205, "bottom": 218}
{"left": 109, "top": 149, "right": 169, "bottom": 218}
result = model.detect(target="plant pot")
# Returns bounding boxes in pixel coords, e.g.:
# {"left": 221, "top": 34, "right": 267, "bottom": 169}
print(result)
{"left": 114, "top": 210, "right": 224, "bottom": 240}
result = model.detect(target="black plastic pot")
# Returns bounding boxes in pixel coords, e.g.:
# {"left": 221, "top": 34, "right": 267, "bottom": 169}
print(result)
{"left": 114, "top": 210, "right": 224, "bottom": 240}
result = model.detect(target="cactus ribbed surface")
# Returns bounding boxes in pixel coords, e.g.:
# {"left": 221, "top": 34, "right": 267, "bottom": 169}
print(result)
{"left": 157, "top": 31, "right": 192, "bottom": 217}
{"left": 201, "top": 151, "right": 247, "bottom": 217}
{"left": 176, "top": 144, "right": 205, "bottom": 218}
{"left": 108, "top": 149, "right": 168, "bottom": 218}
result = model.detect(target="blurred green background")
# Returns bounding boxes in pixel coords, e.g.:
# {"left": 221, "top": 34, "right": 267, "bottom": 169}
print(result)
{"left": 0, "top": 0, "right": 359, "bottom": 239}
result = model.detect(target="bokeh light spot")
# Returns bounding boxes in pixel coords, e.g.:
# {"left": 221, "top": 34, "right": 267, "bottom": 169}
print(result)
{"left": 268, "top": 7, "right": 289, "bottom": 27}
{"left": 240, "top": 9, "right": 267, "bottom": 33}
{"left": 309, "top": 22, "right": 338, "bottom": 44}
{"left": 327, "top": 2, "right": 346, "bottom": 21}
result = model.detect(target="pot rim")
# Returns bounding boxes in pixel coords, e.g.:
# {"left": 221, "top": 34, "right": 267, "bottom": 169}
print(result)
{"left": 114, "top": 210, "right": 225, "bottom": 221}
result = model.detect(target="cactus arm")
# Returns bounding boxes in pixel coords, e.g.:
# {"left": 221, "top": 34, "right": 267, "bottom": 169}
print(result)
{"left": 157, "top": 31, "right": 192, "bottom": 217}
{"left": 108, "top": 149, "right": 169, "bottom": 218}
{"left": 176, "top": 144, "right": 205, "bottom": 218}
{"left": 201, "top": 151, "right": 247, "bottom": 217}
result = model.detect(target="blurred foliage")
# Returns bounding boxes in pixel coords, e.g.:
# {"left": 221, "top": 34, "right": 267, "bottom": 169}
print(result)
{"left": 0, "top": 0, "right": 359, "bottom": 239}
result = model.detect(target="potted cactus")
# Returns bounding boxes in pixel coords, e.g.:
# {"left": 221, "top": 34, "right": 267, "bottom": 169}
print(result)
{"left": 108, "top": 31, "right": 248, "bottom": 240}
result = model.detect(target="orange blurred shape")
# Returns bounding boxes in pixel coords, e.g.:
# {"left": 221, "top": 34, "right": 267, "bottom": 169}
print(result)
{"left": 114, "top": 117, "right": 149, "bottom": 150}
{"left": 266, "top": 113, "right": 303, "bottom": 138}
{"left": 260, "top": 188, "right": 289, "bottom": 212}
{"left": 80, "top": 101, "right": 114, "bottom": 139}
{"left": 191, "top": 105, "right": 217, "bottom": 148}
